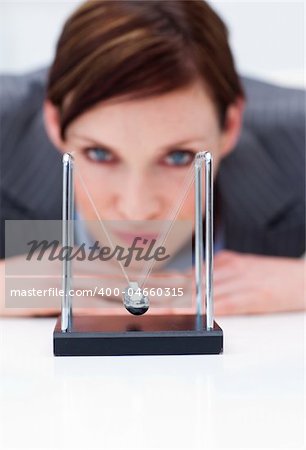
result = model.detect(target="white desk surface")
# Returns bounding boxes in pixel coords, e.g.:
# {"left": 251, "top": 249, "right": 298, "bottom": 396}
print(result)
{"left": 0, "top": 313, "right": 305, "bottom": 450}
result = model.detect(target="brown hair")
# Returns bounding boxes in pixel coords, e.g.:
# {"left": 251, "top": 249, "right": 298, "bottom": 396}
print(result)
{"left": 47, "top": 0, "right": 244, "bottom": 139}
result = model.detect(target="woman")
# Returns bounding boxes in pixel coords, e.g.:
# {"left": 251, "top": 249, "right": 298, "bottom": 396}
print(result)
{"left": 0, "top": 0, "right": 305, "bottom": 315}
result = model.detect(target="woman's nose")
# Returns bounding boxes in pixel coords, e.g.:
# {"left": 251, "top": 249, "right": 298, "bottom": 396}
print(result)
{"left": 116, "top": 174, "right": 161, "bottom": 220}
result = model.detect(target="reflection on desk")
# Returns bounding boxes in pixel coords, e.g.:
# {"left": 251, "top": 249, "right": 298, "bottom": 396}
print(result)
{"left": 0, "top": 313, "right": 304, "bottom": 449}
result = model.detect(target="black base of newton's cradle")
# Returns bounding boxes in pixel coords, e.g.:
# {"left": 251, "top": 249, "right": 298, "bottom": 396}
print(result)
{"left": 53, "top": 314, "right": 223, "bottom": 356}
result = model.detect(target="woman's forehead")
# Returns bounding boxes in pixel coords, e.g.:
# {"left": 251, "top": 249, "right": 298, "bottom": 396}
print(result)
{"left": 66, "top": 82, "right": 219, "bottom": 147}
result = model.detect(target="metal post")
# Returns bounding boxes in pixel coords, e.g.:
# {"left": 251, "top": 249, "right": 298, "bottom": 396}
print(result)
{"left": 61, "top": 153, "right": 74, "bottom": 332}
{"left": 194, "top": 152, "right": 214, "bottom": 330}
{"left": 204, "top": 153, "right": 214, "bottom": 330}
{"left": 195, "top": 158, "right": 204, "bottom": 323}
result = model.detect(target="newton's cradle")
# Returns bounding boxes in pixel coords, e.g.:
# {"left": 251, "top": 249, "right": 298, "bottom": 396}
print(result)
{"left": 53, "top": 151, "right": 223, "bottom": 356}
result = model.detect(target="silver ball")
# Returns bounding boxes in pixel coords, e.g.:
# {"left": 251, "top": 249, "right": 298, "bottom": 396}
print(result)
{"left": 123, "top": 282, "right": 149, "bottom": 316}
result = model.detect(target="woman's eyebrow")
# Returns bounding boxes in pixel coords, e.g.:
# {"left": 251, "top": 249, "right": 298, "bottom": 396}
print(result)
{"left": 163, "top": 137, "right": 205, "bottom": 149}
{"left": 69, "top": 133, "right": 119, "bottom": 154}
{"left": 157, "top": 137, "right": 206, "bottom": 156}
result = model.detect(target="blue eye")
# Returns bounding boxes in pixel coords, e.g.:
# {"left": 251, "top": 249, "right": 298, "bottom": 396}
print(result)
{"left": 164, "top": 150, "right": 194, "bottom": 166}
{"left": 85, "top": 148, "right": 114, "bottom": 163}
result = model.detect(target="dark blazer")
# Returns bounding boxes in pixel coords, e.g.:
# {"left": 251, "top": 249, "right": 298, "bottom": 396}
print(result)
{"left": 0, "top": 69, "right": 305, "bottom": 258}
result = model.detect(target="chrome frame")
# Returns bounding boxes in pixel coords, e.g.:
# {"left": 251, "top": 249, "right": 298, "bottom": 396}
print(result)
{"left": 195, "top": 152, "right": 214, "bottom": 330}
{"left": 61, "top": 153, "right": 74, "bottom": 332}
{"left": 60, "top": 151, "right": 214, "bottom": 332}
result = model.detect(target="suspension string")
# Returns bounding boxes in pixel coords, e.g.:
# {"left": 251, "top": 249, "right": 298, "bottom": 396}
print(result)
{"left": 74, "top": 164, "right": 131, "bottom": 285}
{"left": 139, "top": 162, "right": 195, "bottom": 289}
{"left": 72, "top": 153, "right": 196, "bottom": 292}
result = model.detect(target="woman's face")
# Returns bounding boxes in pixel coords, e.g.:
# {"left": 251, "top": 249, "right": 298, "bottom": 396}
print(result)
{"left": 66, "top": 81, "right": 230, "bottom": 214}
{"left": 45, "top": 80, "right": 242, "bottom": 256}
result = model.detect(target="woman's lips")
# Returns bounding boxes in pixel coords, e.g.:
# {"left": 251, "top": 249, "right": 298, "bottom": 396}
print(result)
{"left": 111, "top": 230, "right": 159, "bottom": 246}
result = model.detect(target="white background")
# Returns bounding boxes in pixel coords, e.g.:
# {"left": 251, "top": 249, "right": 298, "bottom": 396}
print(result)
{"left": 0, "top": 0, "right": 304, "bottom": 88}
{"left": 1, "top": 313, "right": 305, "bottom": 450}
